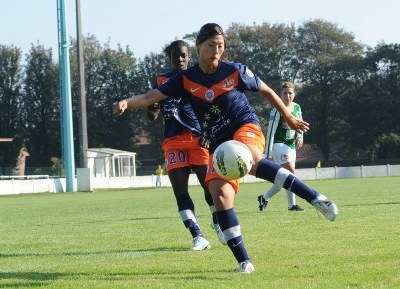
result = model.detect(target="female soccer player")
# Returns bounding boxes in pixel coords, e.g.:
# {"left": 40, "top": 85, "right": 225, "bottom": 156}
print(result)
{"left": 144, "top": 40, "right": 225, "bottom": 250}
{"left": 258, "top": 81, "right": 305, "bottom": 211}
{"left": 114, "top": 23, "right": 338, "bottom": 273}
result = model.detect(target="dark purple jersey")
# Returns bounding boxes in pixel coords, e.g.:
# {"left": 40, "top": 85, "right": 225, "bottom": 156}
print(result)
{"left": 154, "top": 70, "right": 202, "bottom": 138}
{"left": 157, "top": 61, "right": 261, "bottom": 152}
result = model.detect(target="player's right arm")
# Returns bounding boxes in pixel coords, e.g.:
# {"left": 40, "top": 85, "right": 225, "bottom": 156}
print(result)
{"left": 258, "top": 81, "right": 309, "bottom": 133}
{"left": 113, "top": 89, "right": 166, "bottom": 116}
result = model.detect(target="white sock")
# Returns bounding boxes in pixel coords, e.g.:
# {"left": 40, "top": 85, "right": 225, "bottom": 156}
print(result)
{"left": 286, "top": 190, "right": 296, "bottom": 208}
{"left": 263, "top": 184, "right": 282, "bottom": 200}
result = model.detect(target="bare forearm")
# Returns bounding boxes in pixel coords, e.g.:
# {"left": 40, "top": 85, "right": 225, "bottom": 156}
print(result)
{"left": 113, "top": 89, "right": 166, "bottom": 116}
{"left": 127, "top": 90, "right": 164, "bottom": 108}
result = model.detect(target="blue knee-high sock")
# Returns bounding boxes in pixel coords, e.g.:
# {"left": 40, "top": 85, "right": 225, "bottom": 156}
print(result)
{"left": 209, "top": 205, "right": 218, "bottom": 224}
{"left": 255, "top": 159, "right": 317, "bottom": 203}
{"left": 216, "top": 208, "right": 249, "bottom": 263}
{"left": 176, "top": 193, "right": 201, "bottom": 238}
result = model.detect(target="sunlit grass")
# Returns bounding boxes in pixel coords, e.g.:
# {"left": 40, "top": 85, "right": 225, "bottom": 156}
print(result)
{"left": 0, "top": 177, "right": 399, "bottom": 288}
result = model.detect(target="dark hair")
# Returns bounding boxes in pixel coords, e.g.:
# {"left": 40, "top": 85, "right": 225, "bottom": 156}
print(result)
{"left": 195, "top": 23, "right": 225, "bottom": 46}
{"left": 163, "top": 40, "right": 191, "bottom": 61}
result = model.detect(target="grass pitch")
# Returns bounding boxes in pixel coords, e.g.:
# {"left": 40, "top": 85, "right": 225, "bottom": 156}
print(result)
{"left": 0, "top": 177, "right": 399, "bottom": 288}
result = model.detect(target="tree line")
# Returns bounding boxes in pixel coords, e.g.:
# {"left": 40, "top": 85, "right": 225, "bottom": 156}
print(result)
{"left": 0, "top": 19, "right": 399, "bottom": 174}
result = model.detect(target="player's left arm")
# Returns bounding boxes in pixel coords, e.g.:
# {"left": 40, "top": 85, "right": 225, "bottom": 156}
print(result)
{"left": 295, "top": 104, "right": 304, "bottom": 149}
{"left": 145, "top": 103, "right": 161, "bottom": 121}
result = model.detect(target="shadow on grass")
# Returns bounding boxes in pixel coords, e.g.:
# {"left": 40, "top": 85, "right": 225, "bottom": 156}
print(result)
{"left": 0, "top": 247, "right": 188, "bottom": 258}
{"left": 0, "top": 271, "right": 73, "bottom": 288}
{"left": 29, "top": 215, "right": 179, "bottom": 228}
{"left": 0, "top": 282, "right": 45, "bottom": 288}
{"left": 0, "top": 269, "right": 231, "bottom": 287}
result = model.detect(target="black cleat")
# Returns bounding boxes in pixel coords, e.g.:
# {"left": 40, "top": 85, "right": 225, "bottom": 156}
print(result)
{"left": 257, "top": 195, "right": 268, "bottom": 211}
{"left": 288, "top": 204, "right": 304, "bottom": 211}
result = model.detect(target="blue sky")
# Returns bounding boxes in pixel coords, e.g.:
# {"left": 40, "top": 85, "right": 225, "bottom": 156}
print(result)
{"left": 2, "top": 0, "right": 399, "bottom": 59}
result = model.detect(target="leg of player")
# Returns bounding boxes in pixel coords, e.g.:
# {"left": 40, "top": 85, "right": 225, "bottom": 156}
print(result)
{"left": 287, "top": 190, "right": 303, "bottom": 211}
{"left": 209, "top": 179, "right": 254, "bottom": 273}
{"left": 168, "top": 167, "right": 210, "bottom": 250}
{"left": 247, "top": 145, "right": 338, "bottom": 221}
{"left": 258, "top": 184, "right": 281, "bottom": 211}
{"left": 192, "top": 164, "right": 226, "bottom": 245}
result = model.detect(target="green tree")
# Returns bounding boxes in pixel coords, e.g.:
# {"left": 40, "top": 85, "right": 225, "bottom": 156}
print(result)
{"left": 134, "top": 52, "right": 169, "bottom": 164}
{"left": 22, "top": 44, "right": 60, "bottom": 166}
{"left": 0, "top": 45, "right": 24, "bottom": 167}
{"left": 71, "top": 36, "right": 145, "bottom": 152}
{"left": 296, "top": 19, "right": 364, "bottom": 162}
{"left": 225, "top": 22, "right": 301, "bottom": 128}
{"left": 345, "top": 43, "right": 400, "bottom": 163}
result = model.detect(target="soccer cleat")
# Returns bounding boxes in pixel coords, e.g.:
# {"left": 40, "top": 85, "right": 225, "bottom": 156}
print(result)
{"left": 191, "top": 235, "right": 211, "bottom": 251}
{"left": 288, "top": 204, "right": 304, "bottom": 211}
{"left": 311, "top": 194, "right": 339, "bottom": 221}
{"left": 257, "top": 195, "right": 268, "bottom": 211}
{"left": 235, "top": 260, "right": 255, "bottom": 274}
{"left": 211, "top": 222, "right": 227, "bottom": 245}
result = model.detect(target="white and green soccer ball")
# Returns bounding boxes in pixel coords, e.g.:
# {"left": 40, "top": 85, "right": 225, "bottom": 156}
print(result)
{"left": 213, "top": 140, "right": 253, "bottom": 180}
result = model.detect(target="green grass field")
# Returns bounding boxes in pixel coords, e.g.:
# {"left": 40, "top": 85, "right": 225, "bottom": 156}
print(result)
{"left": 0, "top": 177, "right": 399, "bottom": 288}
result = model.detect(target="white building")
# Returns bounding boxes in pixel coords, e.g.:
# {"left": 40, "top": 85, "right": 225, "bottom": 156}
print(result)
{"left": 87, "top": 148, "right": 136, "bottom": 177}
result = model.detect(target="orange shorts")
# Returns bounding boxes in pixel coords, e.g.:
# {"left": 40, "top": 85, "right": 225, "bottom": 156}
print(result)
{"left": 162, "top": 130, "right": 209, "bottom": 172}
{"left": 205, "top": 123, "right": 265, "bottom": 193}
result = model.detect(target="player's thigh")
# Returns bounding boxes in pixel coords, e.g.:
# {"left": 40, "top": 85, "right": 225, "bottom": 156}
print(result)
{"left": 168, "top": 166, "right": 191, "bottom": 195}
{"left": 272, "top": 143, "right": 296, "bottom": 165}
{"left": 233, "top": 123, "right": 265, "bottom": 164}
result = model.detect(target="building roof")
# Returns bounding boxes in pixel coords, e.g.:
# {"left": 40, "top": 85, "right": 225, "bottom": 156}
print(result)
{"left": 87, "top": 148, "right": 136, "bottom": 157}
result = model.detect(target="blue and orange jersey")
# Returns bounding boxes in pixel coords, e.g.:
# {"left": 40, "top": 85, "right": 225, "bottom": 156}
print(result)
{"left": 154, "top": 70, "right": 202, "bottom": 138}
{"left": 156, "top": 61, "right": 262, "bottom": 152}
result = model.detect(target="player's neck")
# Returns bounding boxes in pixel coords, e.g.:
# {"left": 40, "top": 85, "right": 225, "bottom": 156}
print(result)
{"left": 286, "top": 102, "right": 294, "bottom": 111}
{"left": 199, "top": 61, "right": 219, "bottom": 74}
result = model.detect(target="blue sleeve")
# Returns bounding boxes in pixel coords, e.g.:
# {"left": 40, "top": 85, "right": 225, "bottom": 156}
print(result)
{"left": 236, "top": 63, "right": 261, "bottom": 92}
{"left": 156, "top": 73, "right": 183, "bottom": 98}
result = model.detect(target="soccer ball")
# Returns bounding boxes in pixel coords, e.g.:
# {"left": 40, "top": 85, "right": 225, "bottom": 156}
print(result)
{"left": 212, "top": 140, "right": 253, "bottom": 180}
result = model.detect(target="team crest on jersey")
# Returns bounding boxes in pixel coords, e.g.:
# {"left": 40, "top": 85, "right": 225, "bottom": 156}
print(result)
{"left": 246, "top": 132, "right": 255, "bottom": 138}
{"left": 205, "top": 89, "right": 215, "bottom": 100}
{"left": 246, "top": 68, "right": 254, "bottom": 77}
{"left": 221, "top": 78, "right": 235, "bottom": 88}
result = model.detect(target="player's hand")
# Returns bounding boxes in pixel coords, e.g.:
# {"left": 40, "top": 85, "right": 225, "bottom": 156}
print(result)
{"left": 145, "top": 103, "right": 161, "bottom": 121}
{"left": 148, "top": 103, "right": 161, "bottom": 111}
{"left": 286, "top": 116, "right": 309, "bottom": 133}
{"left": 199, "top": 136, "right": 210, "bottom": 149}
{"left": 113, "top": 100, "right": 128, "bottom": 117}
{"left": 296, "top": 137, "right": 303, "bottom": 149}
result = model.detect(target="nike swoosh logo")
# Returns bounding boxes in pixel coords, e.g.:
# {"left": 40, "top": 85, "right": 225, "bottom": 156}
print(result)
{"left": 190, "top": 87, "right": 201, "bottom": 93}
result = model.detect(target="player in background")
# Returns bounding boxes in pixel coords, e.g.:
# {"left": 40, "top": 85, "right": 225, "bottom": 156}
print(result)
{"left": 113, "top": 23, "right": 338, "bottom": 273}
{"left": 145, "top": 40, "right": 226, "bottom": 251}
{"left": 258, "top": 82, "right": 305, "bottom": 211}
{"left": 155, "top": 165, "right": 163, "bottom": 189}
